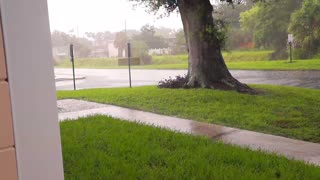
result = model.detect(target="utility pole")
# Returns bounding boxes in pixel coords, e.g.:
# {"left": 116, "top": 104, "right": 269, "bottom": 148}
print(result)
{"left": 289, "top": 42, "right": 292, "bottom": 63}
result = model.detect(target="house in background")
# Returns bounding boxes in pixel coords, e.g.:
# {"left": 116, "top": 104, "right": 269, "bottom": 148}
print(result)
{"left": 90, "top": 40, "right": 109, "bottom": 58}
{"left": 52, "top": 46, "right": 69, "bottom": 60}
{"left": 90, "top": 40, "right": 120, "bottom": 58}
{"left": 107, "top": 40, "right": 119, "bottom": 57}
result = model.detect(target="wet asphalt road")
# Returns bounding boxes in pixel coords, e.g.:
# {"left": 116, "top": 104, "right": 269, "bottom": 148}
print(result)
{"left": 55, "top": 68, "right": 320, "bottom": 90}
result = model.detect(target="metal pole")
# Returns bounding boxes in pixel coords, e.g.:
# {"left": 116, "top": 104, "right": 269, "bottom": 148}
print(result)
{"left": 128, "top": 43, "right": 132, "bottom": 88}
{"left": 289, "top": 42, "right": 293, "bottom": 63}
{"left": 70, "top": 44, "right": 76, "bottom": 90}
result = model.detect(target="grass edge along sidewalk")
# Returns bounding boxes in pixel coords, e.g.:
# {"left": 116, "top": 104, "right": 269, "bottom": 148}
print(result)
{"left": 61, "top": 116, "right": 320, "bottom": 179}
{"left": 55, "top": 50, "right": 320, "bottom": 71}
{"left": 57, "top": 84, "right": 320, "bottom": 143}
{"left": 55, "top": 59, "right": 320, "bottom": 70}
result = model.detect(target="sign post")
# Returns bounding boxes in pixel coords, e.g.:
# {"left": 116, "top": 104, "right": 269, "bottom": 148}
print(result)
{"left": 127, "top": 42, "right": 132, "bottom": 88}
{"left": 288, "top": 34, "right": 294, "bottom": 63}
{"left": 70, "top": 44, "right": 76, "bottom": 90}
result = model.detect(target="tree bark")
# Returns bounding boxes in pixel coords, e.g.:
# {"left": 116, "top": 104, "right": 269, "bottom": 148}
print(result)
{"left": 177, "top": 0, "right": 253, "bottom": 93}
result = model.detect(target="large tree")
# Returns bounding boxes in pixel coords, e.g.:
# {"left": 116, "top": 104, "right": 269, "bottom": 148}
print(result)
{"left": 130, "top": 0, "right": 255, "bottom": 93}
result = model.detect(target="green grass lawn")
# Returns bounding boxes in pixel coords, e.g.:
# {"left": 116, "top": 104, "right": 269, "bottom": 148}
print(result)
{"left": 56, "top": 57, "right": 118, "bottom": 69}
{"left": 127, "top": 59, "right": 320, "bottom": 70}
{"left": 56, "top": 58, "right": 320, "bottom": 70}
{"left": 61, "top": 116, "right": 320, "bottom": 179}
{"left": 55, "top": 51, "right": 320, "bottom": 70}
{"left": 57, "top": 85, "right": 320, "bottom": 143}
{"left": 151, "top": 50, "right": 272, "bottom": 64}
{"left": 227, "top": 60, "right": 320, "bottom": 70}
{"left": 55, "top": 51, "right": 272, "bottom": 68}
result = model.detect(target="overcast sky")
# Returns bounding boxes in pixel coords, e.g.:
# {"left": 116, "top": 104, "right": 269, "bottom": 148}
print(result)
{"left": 47, "top": 0, "right": 183, "bottom": 35}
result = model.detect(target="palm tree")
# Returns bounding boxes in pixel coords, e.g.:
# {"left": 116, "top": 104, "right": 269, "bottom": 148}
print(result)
{"left": 113, "top": 32, "right": 127, "bottom": 58}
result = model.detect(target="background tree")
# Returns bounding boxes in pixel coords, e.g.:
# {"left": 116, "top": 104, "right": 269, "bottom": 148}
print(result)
{"left": 51, "top": 31, "right": 71, "bottom": 47}
{"left": 131, "top": 40, "right": 153, "bottom": 64}
{"left": 132, "top": 40, "right": 149, "bottom": 57}
{"left": 240, "top": 0, "right": 302, "bottom": 59}
{"left": 133, "top": 24, "right": 168, "bottom": 49}
{"left": 73, "top": 38, "right": 92, "bottom": 58}
{"left": 171, "top": 29, "right": 187, "bottom": 54}
{"left": 240, "top": 5, "right": 259, "bottom": 34}
{"left": 51, "top": 31, "right": 91, "bottom": 58}
{"left": 289, "top": 0, "right": 320, "bottom": 59}
{"left": 155, "top": 27, "right": 176, "bottom": 38}
{"left": 85, "top": 31, "right": 114, "bottom": 42}
{"left": 129, "top": 0, "right": 257, "bottom": 92}
{"left": 85, "top": 31, "right": 113, "bottom": 57}
{"left": 114, "top": 31, "right": 128, "bottom": 57}
{"left": 213, "top": 2, "right": 253, "bottom": 50}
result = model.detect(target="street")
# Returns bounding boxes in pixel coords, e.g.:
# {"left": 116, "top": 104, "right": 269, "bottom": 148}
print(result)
{"left": 55, "top": 68, "right": 320, "bottom": 90}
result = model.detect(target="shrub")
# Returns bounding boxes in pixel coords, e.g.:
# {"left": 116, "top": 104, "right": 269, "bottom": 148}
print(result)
{"left": 158, "top": 75, "right": 188, "bottom": 88}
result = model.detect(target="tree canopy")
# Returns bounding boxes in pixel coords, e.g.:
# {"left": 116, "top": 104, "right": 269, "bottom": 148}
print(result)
{"left": 171, "top": 29, "right": 187, "bottom": 54}
{"left": 240, "top": 0, "right": 302, "bottom": 59}
{"left": 114, "top": 31, "right": 128, "bottom": 57}
{"left": 51, "top": 31, "right": 91, "bottom": 58}
{"left": 133, "top": 24, "right": 168, "bottom": 49}
{"left": 213, "top": 2, "right": 254, "bottom": 50}
{"left": 289, "top": 0, "right": 320, "bottom": 58}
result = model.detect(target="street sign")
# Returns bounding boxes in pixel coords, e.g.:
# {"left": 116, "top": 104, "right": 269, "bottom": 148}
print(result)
{"left": 288, "top": 34, "right": 294, "bottom": 43}
{"left": 288, "top": 34, "right": 293, "bottom": 63}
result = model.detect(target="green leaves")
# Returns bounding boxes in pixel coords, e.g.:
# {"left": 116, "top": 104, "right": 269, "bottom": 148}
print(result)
{"left": 240, "top": 0, "right": 302, "bottom": 58}
{"left": 288, "top": 0, "right": 320, "bottom": 58}
{"left": 128, "top": 0, "right": 178, "bottom": 14}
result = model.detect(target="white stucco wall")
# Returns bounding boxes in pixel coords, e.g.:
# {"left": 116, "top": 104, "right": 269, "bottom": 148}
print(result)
{"left": 0, "top": 0, "right": 64, "bottom": 179}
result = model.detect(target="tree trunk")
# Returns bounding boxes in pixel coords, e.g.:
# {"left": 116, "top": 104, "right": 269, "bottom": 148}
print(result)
{"left": 178, "top": 0, "right": 253, "bottom": 93}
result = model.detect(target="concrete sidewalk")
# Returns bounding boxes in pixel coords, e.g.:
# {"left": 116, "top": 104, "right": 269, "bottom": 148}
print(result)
{"left": 58, "top": 99, "right": 320, "bottom": 166}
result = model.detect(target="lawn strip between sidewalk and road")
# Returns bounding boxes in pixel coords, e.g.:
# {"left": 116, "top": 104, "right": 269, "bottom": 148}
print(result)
{"left": 57, "top": 85, "right": 320, "bottom": 143}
